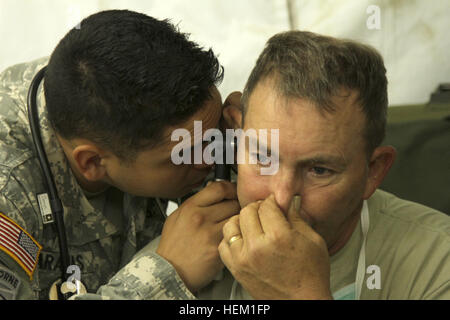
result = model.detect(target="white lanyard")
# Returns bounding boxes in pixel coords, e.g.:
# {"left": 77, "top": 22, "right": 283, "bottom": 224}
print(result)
{"left": 355, "top": 200, "right": 370, "bottom": 300}
{"left": 229, "top": 200, "right": 370, "bottom": 300}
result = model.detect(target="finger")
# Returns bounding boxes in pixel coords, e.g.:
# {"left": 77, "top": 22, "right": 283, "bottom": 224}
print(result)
{"left": 218, "top": 238, "right": 233, "bottom": 271}
{"left": 208, "top": 212, "right": 240, "bottom": 239}
{"left": 286, "top": 195, "right": 312, "bottom": 233}
{"left": 258, "top": 194, "right": 290, "bottom": 234}
{"left": 287, "top": 194, "right": 301, "bottom": 221}
{"left": 207, "top": 199, "right": 241, "bottom": 222}
{"left": 196, "top": 215, "right": 238, "bottom": 247}
{"left": 222, "top": 215, "right": 241, "bottom": 240}
{"left": 222, "top": 215, "right": 243, "bottom": 253}
{"left": 191, "top": 181, "right": 237, "bottom": 207}
{"left": 239, "top": 201, "right": 264, "bottom": 242}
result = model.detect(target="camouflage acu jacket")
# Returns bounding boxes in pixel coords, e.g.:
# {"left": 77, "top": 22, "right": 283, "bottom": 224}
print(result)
{"left": 0, "top": 58, "right": 194, "bottom": 300}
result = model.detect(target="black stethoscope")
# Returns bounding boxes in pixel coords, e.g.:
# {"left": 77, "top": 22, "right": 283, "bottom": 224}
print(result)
{"left": 27, "top": 66, "right": 77, "bottom": 299}
{"left": 27, "top": 66, "right": 234, "bottom": 299}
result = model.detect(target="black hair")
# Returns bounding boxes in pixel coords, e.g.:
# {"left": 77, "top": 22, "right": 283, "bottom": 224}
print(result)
{"left": 44, "top": 9, "right": 223, "bottom": 162}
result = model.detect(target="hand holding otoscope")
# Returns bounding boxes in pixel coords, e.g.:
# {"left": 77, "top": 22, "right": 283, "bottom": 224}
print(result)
{"left": 156, "top": 134, "right": 239, "bottom": 293}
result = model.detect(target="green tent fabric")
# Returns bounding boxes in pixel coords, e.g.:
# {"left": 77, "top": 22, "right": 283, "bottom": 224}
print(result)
{"left": 381, "top": 102, "right": 450, "bottom": 215}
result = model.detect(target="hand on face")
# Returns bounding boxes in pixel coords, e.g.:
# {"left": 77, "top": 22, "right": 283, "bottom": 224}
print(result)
{"left": 218, "top": 194, "right": 333, "bottom": 300}
{"left": 156, "top": 181, "right": 240, "bottom": 293}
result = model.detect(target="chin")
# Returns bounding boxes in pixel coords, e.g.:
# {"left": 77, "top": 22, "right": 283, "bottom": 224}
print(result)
{"left": 161, "top": 186, "right": 193, "bottom": 199}
{"left": 123, "top": 188, "right": 173, "bottom": 199}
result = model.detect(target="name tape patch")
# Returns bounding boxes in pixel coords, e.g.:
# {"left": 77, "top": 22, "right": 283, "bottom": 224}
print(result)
{"left": 0, "top": 265, "right": 21, "bottom": 299}
{"left": 0, "top": 212, "right": 42, "bottom": 279}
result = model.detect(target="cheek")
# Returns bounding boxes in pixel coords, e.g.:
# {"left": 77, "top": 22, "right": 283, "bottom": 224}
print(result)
{"left": 237, "top": 164, "right": 270, "bottom": 207}
{"left": 117, "top": 169, "right": 155, "bottom": 193}
{"left": 303, "top": 188, "right": 352, "bottom": 220}
{"left": 301, "top": 175, "right": 366, "bottom": 236}
{"left": 112, "top": 165, "right": 183, "bottom": 197}
{"left": 304, "top": 162, "right": 368, "bottom": 216}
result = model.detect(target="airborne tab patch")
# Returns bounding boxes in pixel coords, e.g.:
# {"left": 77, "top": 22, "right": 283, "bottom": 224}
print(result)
{"left": 0, "top": 265, "right": 21, "bottom": 299}
{"left": 0, "top": 212, "right": 42, "bottom": 279}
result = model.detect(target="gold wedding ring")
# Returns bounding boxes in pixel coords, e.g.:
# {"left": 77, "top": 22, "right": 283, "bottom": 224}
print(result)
{"left": 228, "top": 234, "right": 242, "bottom": 245}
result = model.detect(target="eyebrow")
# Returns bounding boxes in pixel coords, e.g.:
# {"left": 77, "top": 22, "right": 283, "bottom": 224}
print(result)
{"left": 297, "top": 155, "right": 347, "bottom": 169}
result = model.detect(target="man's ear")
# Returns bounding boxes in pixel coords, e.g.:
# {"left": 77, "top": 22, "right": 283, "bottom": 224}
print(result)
{"left": 363, "top": 145, "right": 397, "bottom": 200}
{"left": 72, "top": 144, "right": 107, "bottom": 182}
{"left": 222, "top": 91, "right": 243, "bottom": 130}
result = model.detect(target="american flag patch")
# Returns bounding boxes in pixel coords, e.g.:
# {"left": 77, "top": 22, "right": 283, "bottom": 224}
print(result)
{"left": 0, "top": 212, "right": 42, "bottom": 279}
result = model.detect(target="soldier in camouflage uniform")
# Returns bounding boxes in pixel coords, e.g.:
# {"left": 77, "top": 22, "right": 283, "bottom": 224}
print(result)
{"left": 0, "top": 10, "right": 239, "bottom": 300}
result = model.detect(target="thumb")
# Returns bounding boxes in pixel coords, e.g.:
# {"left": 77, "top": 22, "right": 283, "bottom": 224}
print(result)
{"left": 287, "top": 195, "right": 301, "bottom": 220}
{"left": 287, "top": 195, "right": 310, "bottom": 231}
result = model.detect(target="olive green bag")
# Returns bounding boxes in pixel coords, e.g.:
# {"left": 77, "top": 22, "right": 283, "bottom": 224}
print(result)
{"left": 381, "top": 88, "right": 450, "bottom": 215}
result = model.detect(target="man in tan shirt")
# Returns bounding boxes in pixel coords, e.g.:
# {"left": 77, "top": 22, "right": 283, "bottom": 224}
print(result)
{"left": 198, "top": 30, "right": 450, "bottom": 300}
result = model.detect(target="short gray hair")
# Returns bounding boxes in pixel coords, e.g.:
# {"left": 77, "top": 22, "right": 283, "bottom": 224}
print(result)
{"left": 242, "top": 31, "right": 388, "bottom": 156}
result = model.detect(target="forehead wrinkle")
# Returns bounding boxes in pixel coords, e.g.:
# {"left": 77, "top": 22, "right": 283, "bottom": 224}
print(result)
{"left": 245, "top": 80, "right": 365, "bottom": 168}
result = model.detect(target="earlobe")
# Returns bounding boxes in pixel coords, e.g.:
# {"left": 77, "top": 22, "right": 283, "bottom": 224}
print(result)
{"left": 363, "top": 146, "right": 397, "bottom": 199}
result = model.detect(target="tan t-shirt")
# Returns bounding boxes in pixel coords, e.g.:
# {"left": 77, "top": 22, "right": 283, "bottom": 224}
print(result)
{"left": 197, "top": 189, "right": 450, "bottom": 300}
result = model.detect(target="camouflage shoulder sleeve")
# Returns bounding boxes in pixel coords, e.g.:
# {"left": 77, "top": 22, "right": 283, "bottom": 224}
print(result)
{"left": 0, "top": 59, "right": 49, "bottom": 300}
{"left": 73, "top": 239, "right": 196, "bottom": 300}
{"left": 0, "top": 194, "right": 38, "bottom": 299}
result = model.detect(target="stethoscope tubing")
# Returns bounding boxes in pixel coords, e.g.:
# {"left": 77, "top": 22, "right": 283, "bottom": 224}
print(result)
{"left": 27, "top": 66, "right": 71, "bottom": 284}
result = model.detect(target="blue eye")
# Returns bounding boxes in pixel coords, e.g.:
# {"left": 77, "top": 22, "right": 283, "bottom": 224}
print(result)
{"left": 310, "top": 166, "right": 333, "bottom": 176}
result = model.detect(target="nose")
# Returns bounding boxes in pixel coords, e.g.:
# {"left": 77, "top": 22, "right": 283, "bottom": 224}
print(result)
{"left": 270, "top": 167, "right": 300, "bottom": 214}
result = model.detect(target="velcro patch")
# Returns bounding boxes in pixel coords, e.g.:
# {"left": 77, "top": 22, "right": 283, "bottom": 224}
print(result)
{"left": 0, "top": 212, "right": 42, "bottom": 279}
{"left": 0, "top": 265, "right": 21, "bottom": 299}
